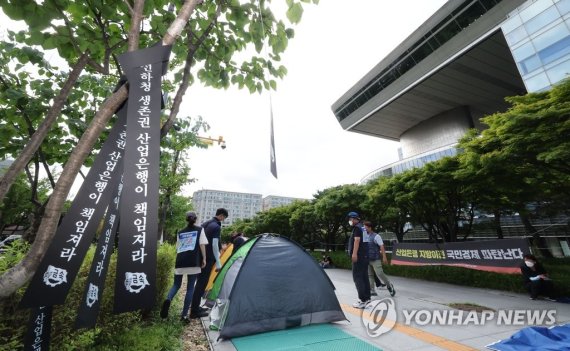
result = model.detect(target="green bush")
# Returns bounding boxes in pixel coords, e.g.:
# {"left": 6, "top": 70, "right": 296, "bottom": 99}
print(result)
{"left": 0, "top": 240, "right": 30, "bottom": 351}
{"left": 0, "top": 242, "right": 179, "bottom": 350}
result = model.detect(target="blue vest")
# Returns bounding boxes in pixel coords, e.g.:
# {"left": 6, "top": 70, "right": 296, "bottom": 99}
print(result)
{"left": 367, "top": 232, "right": 380, "bottom": 260}
{"left": 175, "top": 225, "right": 202, "bottom": 268}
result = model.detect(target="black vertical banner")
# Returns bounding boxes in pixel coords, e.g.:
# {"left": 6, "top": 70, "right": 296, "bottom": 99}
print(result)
{"left": 19, "top": 107, "right": 128, "bottom": 308}
{"left": 269, "top": 99, "right": 278, "bottom": 179}
{"left": 75, "top": 178, "right": 123, "bottom": 329}
{"left": 114, "top": 45, "right": 171, "bottom": 313}
{"left": 24, "top": 306, "right": 52, "bottom": 351}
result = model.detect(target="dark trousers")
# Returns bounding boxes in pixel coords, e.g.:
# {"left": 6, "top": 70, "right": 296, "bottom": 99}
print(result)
{"left": 190, "top": 261, "right": 215, "bottom": 313}
{"left": 166, "top": 274, "right": 198, "bottom": 317}
{"left": 526, "top": 279, "right": 554, "bottom": 298}
{"left": 374, "top": 273, "right": 383, "bottom": 287}
{"left": 352, "top": 259, "right": 371, "bottom": 301}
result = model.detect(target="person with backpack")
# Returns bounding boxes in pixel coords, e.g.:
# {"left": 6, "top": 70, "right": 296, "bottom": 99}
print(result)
{"left": 160, "top": 211, "right": 207, "bottom": 322}
{"left": 363, "top": 220, "right": 395, "bottom": 297}
{"left": 189, "top": 208, "right": 228, "bottom": 318}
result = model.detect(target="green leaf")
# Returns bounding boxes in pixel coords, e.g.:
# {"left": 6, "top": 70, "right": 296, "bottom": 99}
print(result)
{"left": 286, "top": 3, "right": 303, "bottom": 24}
{"left": 43, "top": 36, "right": 58, "bottom": 50}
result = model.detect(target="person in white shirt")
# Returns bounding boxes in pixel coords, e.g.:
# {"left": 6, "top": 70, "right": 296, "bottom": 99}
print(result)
{"left": 160, "top": 211, "right": 208, "bottom": 322}
{"left": 363, "top": 221, "right": 395, "bottom": 297}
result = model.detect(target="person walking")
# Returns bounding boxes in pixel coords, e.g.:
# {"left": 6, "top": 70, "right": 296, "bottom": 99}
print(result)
{"left": 363, "top": 221, "right": 395, "bottom": 297}
{"left": 347, "top": 211, "right": 371, "bottom": 308}
{"left": 189, "top": 208, "right": 228, "bottom": 318}
{"left": 160, "top": 211, "right": 207, "bottom": 322}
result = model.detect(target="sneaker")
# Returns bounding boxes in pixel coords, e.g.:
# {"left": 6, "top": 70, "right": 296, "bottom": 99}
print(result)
{"left": 197, "top": 306, "right": 210, "bottom": 313}
{"left": 160, "top": 299, "right": 171, "bottom": 319}
{"left": 180, "top": 316, "right": 190, "bottom": 324}
{"left": 377, "top": 283, "right": 386, "bottom": 288}
{"left": 387, "top": 283, "right": 396, "bottom": 297}
{"left": 189, "top": 310, "right": 209, "bottom": 319}
{"left": 370, "top": 290, "right": 378, "bottom": 296}
{"left": 544, "top": 297, "right": 557, "bottom": 302}
{"left": 352, "top": 299, "right": 370, "bottom": 309}
{"left": 529, "top": 296, "right": 538, "bottom": 300}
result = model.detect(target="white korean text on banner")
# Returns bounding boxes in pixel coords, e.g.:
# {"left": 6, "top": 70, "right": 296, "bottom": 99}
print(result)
{"left": 19, "top": 108, "right": 127, "bottom": 309}
{"left": 114, "top": 44, "right": 171, "bottom": 313}
{"left": 75, "top": 178, "right": 123, "bottom": 329}
{"left": 24, "top": 306, "right": 52, "bottom": 351}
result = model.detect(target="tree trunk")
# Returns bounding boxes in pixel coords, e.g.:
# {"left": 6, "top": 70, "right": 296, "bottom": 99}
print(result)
{"left": 0, "top": 52, "right": 89, "bottom": 203}
{"left": 0, "top": 0, "right": 203, "bottom": 299}
{"left": 520, "top": 212, "right": 552, "bottom": 258}
{"left": 493, "top": 209, "right": 503, "bottom": 239}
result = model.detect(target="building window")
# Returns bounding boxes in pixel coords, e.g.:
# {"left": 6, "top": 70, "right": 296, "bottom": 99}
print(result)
{"left": 525, "top": 71, "right": 550, "bottom": 91}
{"left": 524, "top": 6, "right": 560, "bottom": 35}
{"left": 537, "top": 34, "right": 570, "bottom": 65}
{"left": 556, "top": 0, "right": 570, "bottom": 15}
{"left": 506, "top": 25, "right": 529, "bottom": 45}
{"left": 546, "top": 58, "right": 570, "bottom": 82}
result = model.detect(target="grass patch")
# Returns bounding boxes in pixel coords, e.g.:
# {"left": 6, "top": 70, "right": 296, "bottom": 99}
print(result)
{"left": 92, "top": 319, "right": 184, "bottom": 351}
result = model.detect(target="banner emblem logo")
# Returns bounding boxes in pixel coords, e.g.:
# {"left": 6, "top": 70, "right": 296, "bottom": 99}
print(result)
{"left": 86, "top": 283, "right": 99, "bottom": 307}
{"left": 124, "top": 272, "right": 150, "bottom": 293}
{"left": 43, "top": 265, "right": 68, "bottom": 287}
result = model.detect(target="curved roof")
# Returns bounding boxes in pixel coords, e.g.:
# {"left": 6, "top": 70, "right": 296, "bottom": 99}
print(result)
{"left": 332, "top": 0, "right": 527, "bottom": 141}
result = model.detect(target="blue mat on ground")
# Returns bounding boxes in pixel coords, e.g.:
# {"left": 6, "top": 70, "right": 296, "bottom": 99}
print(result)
{"left": 486, "top": 324, "right": 570, "bottom": 351}
{"left": 231, "top": 323, "right": 381, "bottom": 351}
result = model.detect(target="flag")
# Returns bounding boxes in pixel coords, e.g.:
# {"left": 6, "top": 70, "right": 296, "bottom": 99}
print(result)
{"left": 269, "top": 98, "right": 278, "bottom": 179}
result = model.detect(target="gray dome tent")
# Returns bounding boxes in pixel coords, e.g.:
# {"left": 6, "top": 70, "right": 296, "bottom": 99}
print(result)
{"left": 208, "top": 234, "right": 346, "bottom": 339}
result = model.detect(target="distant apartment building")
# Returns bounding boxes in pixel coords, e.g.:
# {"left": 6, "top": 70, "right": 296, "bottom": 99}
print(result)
{"left": 192, "top": 189, "right": 262, "bottom": 226}
{"left": 262, "top": 195, "right": 308, "bottom": 211}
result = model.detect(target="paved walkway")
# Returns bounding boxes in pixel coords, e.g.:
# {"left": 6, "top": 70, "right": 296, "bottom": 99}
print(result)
{"left": 205, "top": 268, "right": 570, "bottom": 351}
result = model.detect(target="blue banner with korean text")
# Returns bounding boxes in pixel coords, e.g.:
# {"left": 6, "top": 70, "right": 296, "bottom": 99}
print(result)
{"left": 391, "top": 238, "right": 531, "bottom": 274}
{"left": 114, "top": 44, "right": 171, "bottom": 313}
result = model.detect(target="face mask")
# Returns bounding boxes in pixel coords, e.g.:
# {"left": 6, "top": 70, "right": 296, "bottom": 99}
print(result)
{"left": 525, "top": 261, "right": 535, "bottom": 268}
{"left": 348, "top": 220, "right": 354, "bottom": 226}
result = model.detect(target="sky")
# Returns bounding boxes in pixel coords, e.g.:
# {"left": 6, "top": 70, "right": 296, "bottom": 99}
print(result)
{"left": 1, "top": 1, "right": 448, "bottom": 200}
{"left": 181, "top": 0, "right": 448, "bottom": 199}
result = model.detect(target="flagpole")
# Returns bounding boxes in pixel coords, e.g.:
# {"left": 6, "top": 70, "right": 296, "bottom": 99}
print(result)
{"left": 257, "top": 0, "right": 278, "bottom": 179}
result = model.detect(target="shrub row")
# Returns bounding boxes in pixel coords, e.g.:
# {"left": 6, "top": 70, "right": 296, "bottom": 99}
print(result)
{"left": 310, "top": 250, "right": 570, "bottom": 297}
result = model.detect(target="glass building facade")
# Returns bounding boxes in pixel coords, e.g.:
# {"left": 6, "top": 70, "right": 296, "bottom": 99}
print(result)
{"left": 361, "top": 146, "right": 459, "bottom": 184}
{"left": 503, "top": 0, "right": 570, "bottom": 92}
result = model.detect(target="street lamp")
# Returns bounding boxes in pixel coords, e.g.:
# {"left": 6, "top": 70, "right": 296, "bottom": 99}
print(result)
{"left": 198, "top": 135, "right": 226, "bottom": 149}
